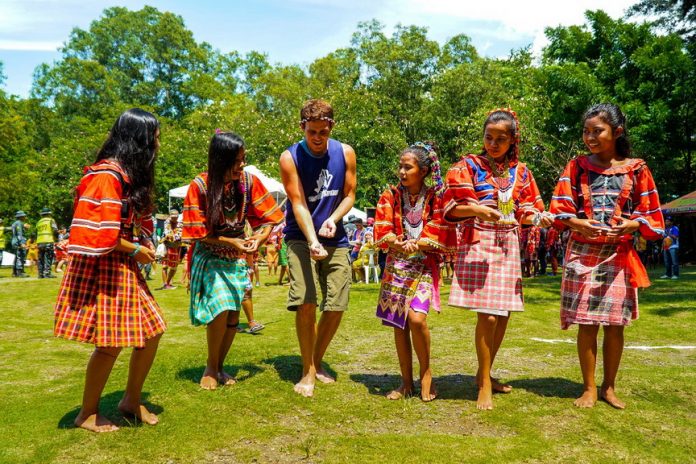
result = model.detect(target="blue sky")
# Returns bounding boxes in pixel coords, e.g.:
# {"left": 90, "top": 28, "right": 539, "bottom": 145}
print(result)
{"left": 0, "top": 0, "right": 636, "bottom": 98}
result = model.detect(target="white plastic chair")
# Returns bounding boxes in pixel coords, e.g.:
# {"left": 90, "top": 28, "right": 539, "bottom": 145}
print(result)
{"left": 363, "top": 249, "right": 380, "bottom": 283}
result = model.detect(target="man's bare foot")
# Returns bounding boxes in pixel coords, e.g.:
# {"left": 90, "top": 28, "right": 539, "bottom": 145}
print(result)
{"left": 600, "top": 386, "right": 625, "bottom": 409}
{"left": 574, "top": 389, "right": 597, "bottom": 408}
{"left": 477, "top": 384, "right": 493, "bottom": 410}
{"left": 293, "top": 373, "right": 315, "bottom": 398}
{"left": 420, "top": 370, "right": 437, "bottom": 402}
{"left": 218, "top": 371, "right": 237, "bottom": 386}
{"left": 74, "top": 413, "right": 119, "bottom": 433}
{"left": 315, "top": 369, "right": 335, "bottom": 384}
{"left": 386, "top": 383, "right": 413, "bottom": 400}
{"left": 118, "top": 402, "right": 159, "bottom": 425}
{"left": 200, "top": 369, "right": 218, "bottom": 390}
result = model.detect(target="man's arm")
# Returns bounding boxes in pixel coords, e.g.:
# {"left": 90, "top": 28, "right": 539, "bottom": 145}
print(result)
{"left": 279, "top": 150, "right": 320, "bottom": 246}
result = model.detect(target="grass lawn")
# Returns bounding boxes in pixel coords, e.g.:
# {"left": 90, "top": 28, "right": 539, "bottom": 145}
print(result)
{"left": 0, "top": 263, "right": 694, "bottom": 463}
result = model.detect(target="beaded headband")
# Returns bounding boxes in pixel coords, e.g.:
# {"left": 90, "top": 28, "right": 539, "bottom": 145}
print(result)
{"left": 411, "top": 142, "right": 445, "bottom": 197}
{"left": 300, "top": 116, "right": 335, "bottom": 125}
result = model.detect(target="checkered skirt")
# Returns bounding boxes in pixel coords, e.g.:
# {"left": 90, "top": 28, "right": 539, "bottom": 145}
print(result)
{"left": 189, "top": 242, "right": 250, "bottom": 326}
{"left": 560, "top": 239, "right": 637, "bottom": 329}
{"left": 54, "top": 253, "right": 166, "bottom": 348}
{"left": 449, "top": 222, "right": 524, "bottom": 312}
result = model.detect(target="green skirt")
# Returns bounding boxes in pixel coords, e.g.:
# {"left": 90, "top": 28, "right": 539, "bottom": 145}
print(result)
{"left": 189, "top": 242, "right": 250, "bottom": 326}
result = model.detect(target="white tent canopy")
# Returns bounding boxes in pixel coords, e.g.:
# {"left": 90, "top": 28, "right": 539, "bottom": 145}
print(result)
{"left": 343, "top": 207, "right": 367, "bottom": 223}
{"left": 168, "top": 165, "right": 286, "bottom": 210}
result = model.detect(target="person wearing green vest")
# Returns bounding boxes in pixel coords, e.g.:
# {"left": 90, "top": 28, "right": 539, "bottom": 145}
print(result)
{"left": 37, "top": 207, "right": 59, "bottom": 278}
{"left": 0, "top": 218, "right": 6, "bottom": 252}
{"left": 11, "top": 211, "right": 29, "bottom": 277}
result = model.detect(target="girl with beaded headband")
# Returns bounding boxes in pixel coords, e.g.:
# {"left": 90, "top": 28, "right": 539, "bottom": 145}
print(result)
{"left": 182, "top": 131, "right": 283, "bottom": 390}
{"left": 374, "top": 141, "right": 455, "bottom": 402}
{"left": 443, "top": 108, "right": 553, "bottom": 410}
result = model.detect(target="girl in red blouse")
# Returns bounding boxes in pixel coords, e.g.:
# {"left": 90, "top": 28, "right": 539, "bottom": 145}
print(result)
{"left": 550, "top": 104, "right": 664, "bottom": 409}
{"left": 54, "top": 109, "right": 165, "bottom": 432}
{"left": 374, "top": 142, "right": 453, "bottom": 402}
{"left": 444, "top": 109, "right": 553, "bottom": 410}
{"left": 182, "top": 132, "right": 283, "bottom": 390}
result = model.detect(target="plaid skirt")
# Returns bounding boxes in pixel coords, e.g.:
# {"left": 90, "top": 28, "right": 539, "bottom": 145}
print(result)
{"left": 54, "top": 253, "right": 166, "bottom": 348}
{"left": 449, "top": 222, "right": 524, "bottom": 312}
{"left": 560, "top": 239, "right": 637, "bottom": 329}
{"left": 376, "top": 253, "right": 440, "bottom": 330}
{"left": 189, "top": 242, "right": 251, "bottom": 326}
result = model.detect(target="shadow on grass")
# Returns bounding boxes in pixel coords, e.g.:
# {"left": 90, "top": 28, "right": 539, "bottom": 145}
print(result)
{"left": 349, "top": 373, "right": 478, "bottom": 401}
{"left": 261, "top": 355, "right": 337, "bottom": 384}
{"left": 57, "top": 390, "right": 163, "bottom": 429}
{"left": 508, "top": 377, "right": 583, "bottom": 398}
{"left": 175, "top": 363, "right": 264, "bottom": 385}
{"left": 652, "top": 306, "right": 694, "bottom": 317}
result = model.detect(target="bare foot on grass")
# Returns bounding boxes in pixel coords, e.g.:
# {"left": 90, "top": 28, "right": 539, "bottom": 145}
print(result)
{"left": 294, "top": 373, "right": 315, "bottom": 398}
{"left": 600, "top": 386, "right": 625, "bottom": 409}
{"left": 574, "top": 389, "right": 597, "bottom": 408}
{"left": 200, "top": 369, "right": 219, "bottom": 390}
{"left": 477, "top": 383, "right": 493, "bottom": 410}
{"left": 491, "top": 378, "right": 512, "bottom": 394}
{"left": 217, "top": 371, "right": 237, "bottom": 386}
{"left": 386, "top": 383, "right": 413, "bottom": 400}
{"left": 118, "top": 402, "right": 159, "bottom": 425}
{"left": 74, "top": 413, "right": 119, "bottom": 433}
{"left": 315, "top": 369, "right": 335, "bottom": 384}
{"left": 420, "top": 370, "right": 437, "bottom": 402}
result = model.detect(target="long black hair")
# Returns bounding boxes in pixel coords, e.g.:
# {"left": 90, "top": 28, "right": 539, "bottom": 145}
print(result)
{"left": 206, "top": 132, "right": 245, "bottom": 231}
{"left": 582, "top": 103, "right": 631, "bottom": 158}
{"left": 96, "top": 108, "right": 159, "bottom": 214}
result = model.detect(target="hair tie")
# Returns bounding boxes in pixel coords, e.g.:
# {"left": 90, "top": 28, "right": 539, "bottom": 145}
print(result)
{"left": 215, "top": 128, "right": 222, "bottom": 135}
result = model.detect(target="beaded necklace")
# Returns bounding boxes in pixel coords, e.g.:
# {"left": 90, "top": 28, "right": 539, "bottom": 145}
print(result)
{"left": 485, "top": 153, "right": 517, "bottom": 224}
{"left": 401, "top": 185, "right": 426, "bottom": 240}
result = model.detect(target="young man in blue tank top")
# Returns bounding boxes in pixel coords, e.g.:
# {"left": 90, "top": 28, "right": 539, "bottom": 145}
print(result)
{"left": 279, "top": 99, "right": 357, "bottom": 397}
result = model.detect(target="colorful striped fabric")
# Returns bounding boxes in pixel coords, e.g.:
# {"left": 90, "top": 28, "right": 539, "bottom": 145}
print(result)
{"left": 549, "top": 156, "right": 665, "bottom": 242}
{"left": 374, "top": 185, "right": 455, "bottom": 253}
{"left": 182, "top": 171, "right": 284, "bottom": 242}
{"left": 443, "top": 154, "right": 545, "bottom": 225}
{"left": 68, "top": 160, "right": 153, "bottom": 256}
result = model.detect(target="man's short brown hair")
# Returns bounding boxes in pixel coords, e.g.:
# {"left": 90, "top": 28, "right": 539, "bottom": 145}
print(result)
{"left": 300, "top": 99, "right": 334, "bottom": 123}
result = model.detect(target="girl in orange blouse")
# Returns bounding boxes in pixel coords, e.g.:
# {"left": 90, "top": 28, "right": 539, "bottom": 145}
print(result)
{"left": 54, "top": 109, "right": 165, "bottom": 432}
{"left": 444, "top": 109, "right": 553, "bottom": 410}
{"left": 374, "top": 142, "right": 453, "bottom": 401}
{"left": 550, "top": 104, "right": 664, "bottom": 409}
{"left": 182, "top": 132, "right": 283, "bottom": 390}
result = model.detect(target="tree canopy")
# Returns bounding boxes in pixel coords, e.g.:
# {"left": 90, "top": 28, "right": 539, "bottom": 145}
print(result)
{"left": 0, "top": 4, "right": 693, "bottom": 225}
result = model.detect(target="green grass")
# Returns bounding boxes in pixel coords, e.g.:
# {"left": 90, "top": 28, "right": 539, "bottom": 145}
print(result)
{"left": 0, "top": 264, "right": 694, "bottom": 463}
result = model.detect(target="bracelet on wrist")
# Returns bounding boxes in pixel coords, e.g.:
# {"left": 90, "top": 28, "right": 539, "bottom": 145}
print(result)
{"left": 129, "top": 244, "right": 141, "bottom": 257}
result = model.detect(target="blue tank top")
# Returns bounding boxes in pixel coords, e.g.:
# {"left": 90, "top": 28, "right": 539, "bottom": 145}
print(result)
{"left": 284, "top": 138, "right": 349, "bottom": 247}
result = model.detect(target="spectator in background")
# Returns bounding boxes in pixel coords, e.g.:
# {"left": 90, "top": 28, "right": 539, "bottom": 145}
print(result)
{"left": 660, "top": 216, "right": 679, "bottom": 279}
{"left": 11, "top": 211, "right": 29, "bottom": 277}
{"left": 159, "top": 209, "right": 182, "bottom": 290}
{"left": 36, "top": 207, "right": 59, "bottom": 278}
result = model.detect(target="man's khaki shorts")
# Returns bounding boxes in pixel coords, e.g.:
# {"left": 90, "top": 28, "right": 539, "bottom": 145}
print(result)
{"left": 286, "top": 240, "right": 351, "bottom": 311}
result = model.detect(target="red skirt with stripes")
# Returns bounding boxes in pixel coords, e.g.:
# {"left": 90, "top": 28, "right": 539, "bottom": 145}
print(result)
{"left": 449, "top": 222, "right": 524, "bottom": 312}
{"left": 54, "top": 252, "right": 166, "bottom": 347}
